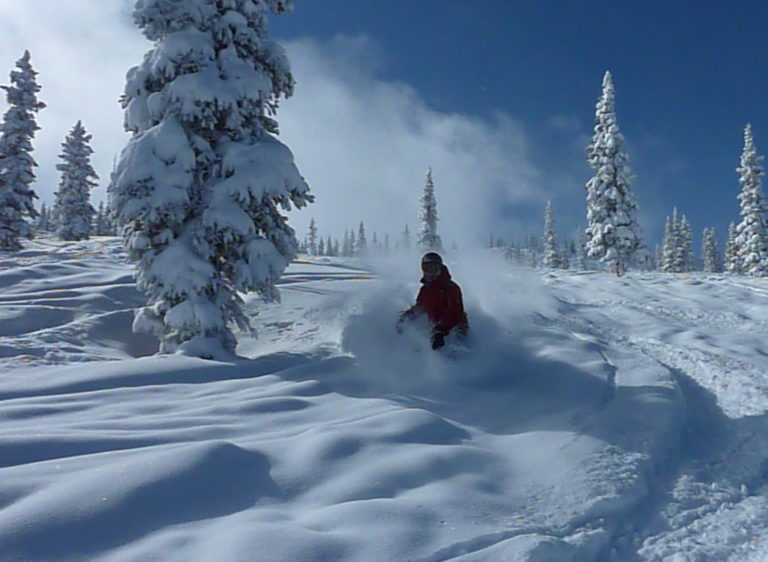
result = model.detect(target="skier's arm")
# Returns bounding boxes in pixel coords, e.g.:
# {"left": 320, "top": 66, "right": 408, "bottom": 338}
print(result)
{"left": 396, "top": 289, "right": 426, "bottom": 332}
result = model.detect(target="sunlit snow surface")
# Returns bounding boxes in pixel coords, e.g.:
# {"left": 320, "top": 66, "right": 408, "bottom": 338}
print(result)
{"left": 1, "top": 237, "right": 768, "bottom": 561}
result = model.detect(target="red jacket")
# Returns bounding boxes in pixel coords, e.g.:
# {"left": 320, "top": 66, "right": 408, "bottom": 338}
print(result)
{"left": 404, "top": 265, "right": 468, "bottom": 332}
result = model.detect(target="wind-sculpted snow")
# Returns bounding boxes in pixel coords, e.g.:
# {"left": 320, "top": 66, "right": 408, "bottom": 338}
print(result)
{"left": 1, "top": 241, "right": 768, "bottom": 560}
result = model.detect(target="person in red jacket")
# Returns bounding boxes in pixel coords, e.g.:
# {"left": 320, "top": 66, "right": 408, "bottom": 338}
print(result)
{"left": 397, "top": 252, "right": 469, "bottom": 349}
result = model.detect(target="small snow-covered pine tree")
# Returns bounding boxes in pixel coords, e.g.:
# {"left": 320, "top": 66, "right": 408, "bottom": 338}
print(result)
{"left": 542, "top": 200, "right": 559, "bottom": 268}
{"left": 109, "top": 0, "right": 312, "bottom": 355}
{"left": 54, "top": 121, "right": 98, "bottom": 241}
{"left": 417, "top": 168, "right": 442, "bottom": 251}
{"left": 574, "top": 229, "right": 587, "bottom": 270}
{"left": 325, "top": 235, "right": 334, "bottom": 257}
{"left": 0, "top": 51, "right": 46, "bottom": 250}
{"left": 317, "top": 236, "right": 325, "bottom": 256}
{"left": 37, "top": 201, "right": 50, "bottom": 232}
{"left": 307, "top": 218, "right": 318, "bottom": 256}
{"left": 342, "top": 230, "right": 351, "bottom": 257}
{"left": 584, "top": 71, "right": 643, "bottom": 275}
{"left": 94, "top": 201, "right": 115, "bottom": 236}
{"left": 662, "top": 208, "right": 680, "bottom": 273}
{"left": 734, "top": 124, "right": 768, "bottom": 276}
{"left": 356, "top": 221, "right": 367, "bottom": 255}
{"left": 678, "top": 215, "right": 695, "bottom": 271}
{"left": 401, "top": 224, "right": 411, "bottom": 252}
{"left": 725, "top": 222, "right": 739, "bottom": 273}
{"left": 702, "top": 227, "right": 720, "bottom": 273}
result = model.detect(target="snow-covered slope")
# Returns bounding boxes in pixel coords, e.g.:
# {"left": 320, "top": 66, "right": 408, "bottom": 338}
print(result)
{"left": 1, "top": 238, "right": 767, "bottom": 561}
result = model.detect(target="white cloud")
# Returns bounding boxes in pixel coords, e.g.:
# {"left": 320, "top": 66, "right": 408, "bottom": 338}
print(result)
{"left": 0, "top": 6, "right": 545, "bottom": 248}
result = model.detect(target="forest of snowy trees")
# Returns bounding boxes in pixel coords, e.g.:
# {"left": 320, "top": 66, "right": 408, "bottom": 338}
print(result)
{"left": 297, "top": 72, "right": 768, "bottom": 279}
{"left": 3, "top": 2, "right": 768, "bottom": 355}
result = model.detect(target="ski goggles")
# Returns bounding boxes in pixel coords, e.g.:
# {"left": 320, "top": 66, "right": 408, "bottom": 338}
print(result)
{"left": 421, "top": 262, "right": 441, "bottom": 274}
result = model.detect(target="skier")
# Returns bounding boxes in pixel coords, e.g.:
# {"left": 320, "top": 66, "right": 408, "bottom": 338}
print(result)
{"left": 397, "top": 252, "right": 469, "bottom": 349}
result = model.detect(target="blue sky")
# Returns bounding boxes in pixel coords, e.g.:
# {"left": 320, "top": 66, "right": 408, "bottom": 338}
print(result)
{"left": 0, "top": 1, "right": 766, "bottom": 249}
{"left": 273, "top": 0, "right": 768, "bottom": 249}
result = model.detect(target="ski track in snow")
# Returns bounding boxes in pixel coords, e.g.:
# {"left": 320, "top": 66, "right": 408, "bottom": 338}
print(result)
{"left": 0, "top": 238, "right": 767, "bottom": 560}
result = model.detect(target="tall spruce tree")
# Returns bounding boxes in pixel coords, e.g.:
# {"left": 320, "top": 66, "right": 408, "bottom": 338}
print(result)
{"left": 542, "top": 200, "right": 559, "bottom": 268}
{"left": 0, "top": 51, "right": 46, "bottom": 250}
{"left": 584, "top": 71, "right": 643, "bottom": 275}
{"left": 54, "top": 121, "right": 98, "bottom": 241}
{"left": 108, "top": 0, "right": 312, "bottom": 355}
{"left": 734, "top": 124, "right": 768, "bottom": 276}
{"left": 417, "top": 167, "right": 442, "bottom": 252}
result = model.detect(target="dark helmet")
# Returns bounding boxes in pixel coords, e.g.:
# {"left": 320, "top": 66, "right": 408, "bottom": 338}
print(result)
{"left": 421, "top": 252, "right": 443, "bottom": 266}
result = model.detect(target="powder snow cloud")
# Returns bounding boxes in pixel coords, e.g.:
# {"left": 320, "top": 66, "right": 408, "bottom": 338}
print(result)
{"left": 280, "top": 35, "right": 544, "bottom": 248}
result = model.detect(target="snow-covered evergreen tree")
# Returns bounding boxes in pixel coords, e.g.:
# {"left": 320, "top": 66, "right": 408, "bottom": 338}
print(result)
{"left": 383, "top": 233, "right": 390, "bottom": 255}
{"left": 0, "top": 51, "right": 46, "bottom": 250}
{"left": 53, "top": 121, "right": 98, "bottom": 241}
{"left": 574, "top": 229, "right": 587, "bottom": 270}
{"left": 678, "top": 215, "right": 695, "bottom": 271}
{"left": 734, "top": 124, "right": 768, "bottom": 276}
{"left": 542, "top": 200, "right": 559, "bottom": 268}
{"left": 584, "top": 71, "right": 643, "bottom": 275}
{"left": 401, "top": 224, "right": 411, "bottom": 252}
{"left": 94, "top": 201, "right": 115, "bottom": 236}
{"left": 725, "top": 222, "right": 739, "bottom": 273}
{"left": 36, "top": 201, "right": 50, "bottom": 233}
{"left": 417, "top": 168, "right": 442, "bottom": 251}
{"left": 342, "top": 230, "right": 351, "bottom": 257}
{"left": 356, "top": 221, "right": 367, "bottom": 255}
{"left": 307, "top": 218, "right": 317, "bottom": 256}
{"left": 701, "top": 227, "right": 720, "bottom": 273}
{"left": 325, "top": 235, "right": 334, "bottom": 257}
{"left": 662, "top": 208, "right": 679, "bottom": 273}
{"left": 317, "top": 236, "right": 325, "bottom": 256}
{"left": 108, "top": 0, "right": 312, "bottom": 356}
{"left": 559, "top": 243, "right": 570, "bottom": 269}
